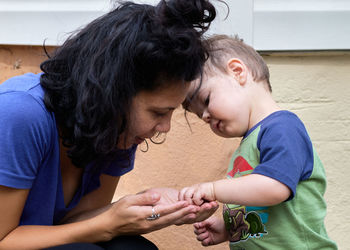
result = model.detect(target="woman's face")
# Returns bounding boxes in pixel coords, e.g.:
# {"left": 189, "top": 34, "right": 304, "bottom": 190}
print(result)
{"left": 118, "top": 80, "right": 190, "bottom": 149}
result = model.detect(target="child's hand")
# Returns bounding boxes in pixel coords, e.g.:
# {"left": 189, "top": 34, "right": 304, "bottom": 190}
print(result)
{"left": 193, "top": 216, "right": 229, "bottom": 246}
{"left": 179, "top": 182, "right": 216, "bottom": 206}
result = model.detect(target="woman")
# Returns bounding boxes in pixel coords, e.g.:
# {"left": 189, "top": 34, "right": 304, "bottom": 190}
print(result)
{"left": 0, "top": 0, "right": 218, "bottom": 249}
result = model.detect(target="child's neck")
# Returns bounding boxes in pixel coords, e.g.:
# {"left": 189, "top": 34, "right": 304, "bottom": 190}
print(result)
{"left": 248, "top": 82, "right": 281, "bottom": 130}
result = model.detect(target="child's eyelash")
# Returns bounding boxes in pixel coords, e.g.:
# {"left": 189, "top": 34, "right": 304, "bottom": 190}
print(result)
{"left": 204, "top": 95, "right": 210, "bottom": 106}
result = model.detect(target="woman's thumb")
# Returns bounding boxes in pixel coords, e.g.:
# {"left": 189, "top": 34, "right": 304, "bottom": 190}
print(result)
{"left": 132, "top": 191, "right": 160, "bottom": 206}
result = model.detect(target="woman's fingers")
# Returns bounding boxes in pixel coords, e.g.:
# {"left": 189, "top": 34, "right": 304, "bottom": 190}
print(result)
{"left": 129, "top": 193, "right": 197, "bottom": 226}
{"left": 150, "top": 200, "right": 189, "bottom": 219}
{"left": 199, "top": 201, "right": 218, "bottom": 211}
{"left": 145, "top": 204, "right": 199, "bottom": 231}
{"left": 174, "top": 211, "right": 198, "bottom": 225}
{"left": 125, "top": 191, "right": 188, "bottom": 218}
{"left": 157, "top": 202, "right": 198, "bottom": 222}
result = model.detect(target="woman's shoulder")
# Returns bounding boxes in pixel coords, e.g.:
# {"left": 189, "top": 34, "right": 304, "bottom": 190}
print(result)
{"left": 1, "top": 73, "right": 42, "bottom": 91}
{"left": 0, "top": 73, "right": 48, "bottom": 115}
{"left": 0, "top": 73, "right": 55, "bottom": 140}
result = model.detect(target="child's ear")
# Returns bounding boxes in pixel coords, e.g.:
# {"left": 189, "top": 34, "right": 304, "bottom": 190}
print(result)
{"left": 226, "top": 58, "right": 247, "bottom": 86}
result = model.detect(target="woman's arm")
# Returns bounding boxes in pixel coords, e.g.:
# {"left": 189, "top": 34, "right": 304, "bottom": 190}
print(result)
{"left": 0, "top": 175, "right": 198, "bottom": 249}
{"left": 60, "top": 174, "right": 120, "bottom": 224}
{"left": 0, "top": 186, "right": 29, "bottom": 241}
{"left": 1, "top": 217, "right": 110, "bottom": 249}
{"left": 0, "top": 175, "right": 117, "bottom": 249}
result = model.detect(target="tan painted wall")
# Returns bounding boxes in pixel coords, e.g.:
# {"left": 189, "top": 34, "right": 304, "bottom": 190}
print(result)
{"left": 1, "top": 46, "right": 349, "bottom": 249}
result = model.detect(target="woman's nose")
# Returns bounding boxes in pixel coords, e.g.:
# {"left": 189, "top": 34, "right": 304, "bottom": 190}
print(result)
{"left": 202, "top": 109, "right": 211, "bottom": 123}
{"left": 156, "top": 117, "right": 171, "bottom": 133}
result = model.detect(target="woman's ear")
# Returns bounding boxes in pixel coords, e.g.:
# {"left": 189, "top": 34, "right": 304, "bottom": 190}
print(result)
{"left": 226, "top": 58, "right": 248, "bottom": 86}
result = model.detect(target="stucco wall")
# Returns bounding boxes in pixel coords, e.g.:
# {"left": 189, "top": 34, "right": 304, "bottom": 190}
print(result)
{"left": 1, "top": 46, "right": 348, "bottom": 249}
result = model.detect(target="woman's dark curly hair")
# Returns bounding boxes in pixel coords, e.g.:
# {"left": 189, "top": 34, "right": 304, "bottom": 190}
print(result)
{"left": 40, "top": 0, "right": 216, "bottom": 168}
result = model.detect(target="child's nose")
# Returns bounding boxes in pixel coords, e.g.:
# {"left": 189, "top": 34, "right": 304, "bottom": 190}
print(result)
{"left": 202, "top": 110, "right": 210, "bottom": 123}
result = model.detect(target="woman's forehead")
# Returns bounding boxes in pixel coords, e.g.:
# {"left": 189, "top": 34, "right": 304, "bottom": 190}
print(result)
{"left": 135, "top": 81, "right": 190, "bottom": 107}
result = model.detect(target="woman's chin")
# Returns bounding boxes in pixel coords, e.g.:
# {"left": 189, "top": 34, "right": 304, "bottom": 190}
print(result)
{"left": 134, "top": 136, "right": 145, "bottom": 145}
{"left": 117, "top": 141, "right": 133, "bottom": 150}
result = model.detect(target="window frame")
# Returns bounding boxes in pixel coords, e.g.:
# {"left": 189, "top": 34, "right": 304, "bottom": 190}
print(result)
{"left": 0, "top": 0, "right": 349, "bottom": 51}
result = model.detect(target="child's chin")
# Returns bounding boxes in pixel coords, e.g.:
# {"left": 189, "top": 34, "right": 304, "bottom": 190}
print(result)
{"left": 212, "top": 130, "right": 224, "bottom": 137}
{"left": 213, "top": 130, "right": 233, "bottom": 138}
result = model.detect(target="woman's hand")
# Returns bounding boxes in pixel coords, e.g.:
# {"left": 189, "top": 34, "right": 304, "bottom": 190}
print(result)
{"left": 101, "top": 190, "right": 199, "bottom": 239}
{"left": 144, "top": 187, "right": 219, "bottom": 225}
{"left": 182, "top": 200, "right": 218, "bottom": 225}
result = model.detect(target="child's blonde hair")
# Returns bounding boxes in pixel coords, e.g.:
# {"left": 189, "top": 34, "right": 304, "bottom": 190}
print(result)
{"left": 204, "top": 34, "right": 271, "bottom": 92}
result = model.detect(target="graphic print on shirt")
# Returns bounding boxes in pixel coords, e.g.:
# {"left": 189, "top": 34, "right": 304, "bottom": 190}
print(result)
{"left": 227, "top": 156, "right": 254, "bottom": 178}
{"left": 224, "top": 126, "right": 268, "bottom": 244}
{"left": 223, "top": 204, "right": 267, "bottom": 242}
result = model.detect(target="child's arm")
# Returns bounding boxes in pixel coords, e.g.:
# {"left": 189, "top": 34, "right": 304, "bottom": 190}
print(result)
{"left": 179, "top": 174, "right": 291, "bottom": 206}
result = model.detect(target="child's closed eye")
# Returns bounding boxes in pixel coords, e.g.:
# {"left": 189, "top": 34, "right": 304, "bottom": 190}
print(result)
{"left": 204, "top": 95, "right": 210, "bottom": 106}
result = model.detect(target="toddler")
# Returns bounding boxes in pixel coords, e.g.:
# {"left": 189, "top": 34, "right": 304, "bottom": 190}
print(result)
{"left": 179, "top": 35, "right": 337, "bottom": 249}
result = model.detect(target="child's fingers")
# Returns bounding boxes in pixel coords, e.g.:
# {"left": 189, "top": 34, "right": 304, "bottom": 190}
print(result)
{"left": 194, "top": 218, "right": 211, "bottom": 229}
{"left": 178, "top": 187, "right": 190, "bottom": 201}
{"left": 201, "top": 237, "right": 213, "bottom": 246}
{"left": 194, "top": 226, "right": 207, "bottom": 235}
{"left": 193, "top": 222, "right": 202, "bottom": 229}
{"left": 196, "top": 231, "right": 209, "bottom": 241}
{"left": 192, "top": 191, "right": 204, "bottom": 205}
{"left": 178, "top": 188, "right": 185, "bottom": 201}
{"left": 180, "top": 188, "right": 196, "bottom": 204}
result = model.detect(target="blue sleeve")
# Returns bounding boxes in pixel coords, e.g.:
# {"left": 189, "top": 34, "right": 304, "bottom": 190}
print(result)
{"left": 253, "top": 114, "right": 314, "bottom": 199}
{"left": 0, "top": 92, "right": 51, "bottom": 189}
{"left": 102, "top": 144, "right": 137, "bottom": 176}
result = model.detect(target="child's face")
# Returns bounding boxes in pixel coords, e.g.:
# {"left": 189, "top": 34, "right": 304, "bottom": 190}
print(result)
{"left": 187, "top": 73, "right": 251, "bottom": 138}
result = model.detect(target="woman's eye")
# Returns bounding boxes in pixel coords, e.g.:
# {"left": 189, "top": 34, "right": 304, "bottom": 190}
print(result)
{"left": 154, "top": 111, "right": 167, "bottom": 117}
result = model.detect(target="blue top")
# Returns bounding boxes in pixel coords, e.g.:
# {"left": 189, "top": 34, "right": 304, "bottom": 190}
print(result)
{"left": 0, "top": 73, "right": 135, "bottom": 225}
